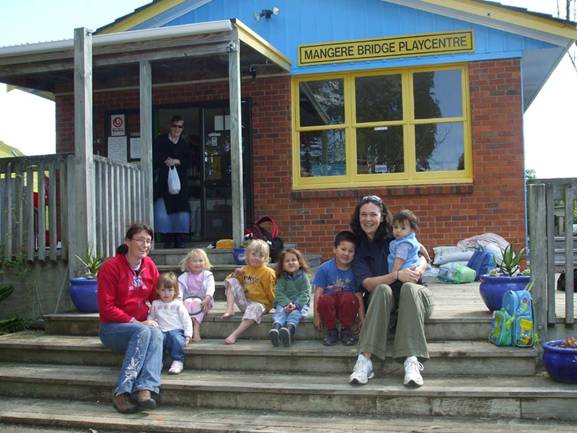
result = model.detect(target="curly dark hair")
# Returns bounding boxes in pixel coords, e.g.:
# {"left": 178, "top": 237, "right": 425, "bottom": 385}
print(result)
{"left": 350, "top": 195, "right": 393, "bottom": 242}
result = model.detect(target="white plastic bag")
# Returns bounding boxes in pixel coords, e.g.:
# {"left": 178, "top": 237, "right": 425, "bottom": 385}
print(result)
{"left": 167, "top": 166, "right": 181, "bottom": 195}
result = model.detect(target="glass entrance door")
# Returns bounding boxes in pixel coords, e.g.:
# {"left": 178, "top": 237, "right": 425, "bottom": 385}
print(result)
{"left": 201, "top": 103, "right": 252, "bottom": 241}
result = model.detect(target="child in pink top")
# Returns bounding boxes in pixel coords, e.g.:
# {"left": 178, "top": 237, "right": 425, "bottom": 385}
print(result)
{"left": 178, "top": 248, "right": 215, "bottom": 342}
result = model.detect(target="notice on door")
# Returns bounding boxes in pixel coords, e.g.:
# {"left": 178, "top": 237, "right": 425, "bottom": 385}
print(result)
{"left": 110, "top": 114, "right": 126, "bottom": 137}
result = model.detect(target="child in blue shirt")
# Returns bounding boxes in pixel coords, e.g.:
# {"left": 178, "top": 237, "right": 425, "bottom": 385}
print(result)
{"left": 313, "top": 231, "right": 364, "bottom": 346}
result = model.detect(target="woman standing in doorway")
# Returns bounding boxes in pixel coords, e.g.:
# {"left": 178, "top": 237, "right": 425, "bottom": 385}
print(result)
{"left": 153, "top": 115, "right": 192, "bottom": 248}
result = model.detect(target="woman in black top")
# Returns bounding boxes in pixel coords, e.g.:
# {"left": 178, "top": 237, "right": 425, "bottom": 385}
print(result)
{"left": 153, "top": 115, "right": 192, "bottom": 248}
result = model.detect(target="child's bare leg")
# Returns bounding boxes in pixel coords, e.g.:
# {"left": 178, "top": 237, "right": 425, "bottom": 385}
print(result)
{"left": 224, "top": 319, "right": 254, "bottom": 344}
{"left": 222, "top": 285, "right": 235, "bottom": 318}
{"left": 192, "top": 319, "right": 201, "bottom": 342}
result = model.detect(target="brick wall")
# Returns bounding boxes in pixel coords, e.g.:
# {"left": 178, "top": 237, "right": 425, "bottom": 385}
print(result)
{"left": 55, "top": 58, "right": 527, "bottom": 259}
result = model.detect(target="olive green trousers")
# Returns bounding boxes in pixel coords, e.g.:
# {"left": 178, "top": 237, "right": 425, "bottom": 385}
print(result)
{"left": 358, "top": 283, "right": 433, "bottom": 361}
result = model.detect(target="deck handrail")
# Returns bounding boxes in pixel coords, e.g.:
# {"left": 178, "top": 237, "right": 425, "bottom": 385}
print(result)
{"left": 528, "top": 179, "right": 576, "bottom": 334}
{"left": 0, "top": 154, "right": 144, "bottom": 263}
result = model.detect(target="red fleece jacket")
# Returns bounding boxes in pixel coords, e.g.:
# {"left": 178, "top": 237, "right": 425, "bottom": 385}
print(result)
{"left": 98, "top": 254, "right": 159, "bottom": 323}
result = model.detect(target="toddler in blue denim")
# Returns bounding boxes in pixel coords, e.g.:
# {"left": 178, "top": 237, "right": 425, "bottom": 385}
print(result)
{"left": 148, "top": 272, "right": 193, "bottom": 375}
{"left": 269, "top": 249, "right": 312, "bottom": 347}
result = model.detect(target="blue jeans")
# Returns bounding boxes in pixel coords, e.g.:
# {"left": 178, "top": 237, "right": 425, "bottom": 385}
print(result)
{"left": 99, "top": 322, "right": 163, "bottom": 396}
{"left": 163, "top": 329, "right": 185, "bottom": 362}
{"left": 272, "top": 305, "right": 309, "bottom": 330}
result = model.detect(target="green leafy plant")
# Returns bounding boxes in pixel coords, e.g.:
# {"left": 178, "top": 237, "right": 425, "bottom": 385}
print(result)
{"left": 496, "top": 244, "right": 526, "bottom": 276}
{"left": 0, "top": 285, "right": 28, "bottom": 334}
{"left": 76, "top": 252, "right": 105, "bottom": 279}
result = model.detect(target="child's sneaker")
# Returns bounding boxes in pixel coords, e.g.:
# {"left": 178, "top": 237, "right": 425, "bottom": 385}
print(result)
{"left": 279, "top": 327, "right": 291, "bottom": 347}
{"left": 322, "top": 328, "right": 339, "bottom": 346}
{"left": 340, "top": 328, "right": 357, "bottom": 346}
{"left": 168, "top": 360, "right": 183, "bottom": 375}
{"left": 269, "top": 327, "right": 280, "bottom": 347}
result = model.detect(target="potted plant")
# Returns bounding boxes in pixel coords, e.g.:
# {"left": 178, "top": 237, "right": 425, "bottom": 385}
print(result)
{"left": 543, "top": 336, "right": 577, "bottom": 384}
{"left": 69, "top": 252, "right": 105, "bottom": 313}
{"left": 479, "top": 244, "right": 531, "bottom": 312}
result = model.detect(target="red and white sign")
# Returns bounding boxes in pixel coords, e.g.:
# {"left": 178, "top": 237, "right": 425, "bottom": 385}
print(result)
{"left": 110, "top": 114, "right": 126, "bottom": 136}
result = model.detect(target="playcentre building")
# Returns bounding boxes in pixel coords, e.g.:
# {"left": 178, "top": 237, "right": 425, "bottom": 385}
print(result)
{"left": 1, "top": 0, "right": 575, "bottom": 257}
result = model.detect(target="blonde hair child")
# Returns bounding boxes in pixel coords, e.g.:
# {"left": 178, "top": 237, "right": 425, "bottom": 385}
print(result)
{"left": 222, "top": 239, "right": 276, "bottom": 344}
{"left": 147, "top": 272, "right": 192, "bottom": 374}
{"left": 178, "top": 248, "right": 215, "bottom": 342}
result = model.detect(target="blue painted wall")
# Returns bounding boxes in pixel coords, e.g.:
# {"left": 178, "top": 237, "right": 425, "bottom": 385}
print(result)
{"left": 147, "top": 0, "right": 554, "bottom": 74}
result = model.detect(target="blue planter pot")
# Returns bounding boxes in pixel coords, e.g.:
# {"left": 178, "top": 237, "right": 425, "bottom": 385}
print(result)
{"left": 479, "top": 274, "right": 531, "bottom": 312}
{"left": 543, "top": 340, "right": 577, "bottom": 384}
{"left": 70, "top": 277, "right": 99, "bottom": 313}
{"left": 232, "top": 247, "right": 246, "bottom": 265}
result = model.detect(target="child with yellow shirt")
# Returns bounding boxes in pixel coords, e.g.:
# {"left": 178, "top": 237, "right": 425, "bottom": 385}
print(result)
{"left": 222, "top": 239, "right": 276, "bottom": 344}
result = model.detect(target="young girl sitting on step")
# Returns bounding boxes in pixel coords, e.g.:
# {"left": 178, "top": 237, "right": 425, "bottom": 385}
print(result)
{"left": 178, "top": 248, "right": 215, "bottom": 342}
{"left": 269, "top": 248, "right": 312, "bottom": 347}
{"left": 147, "top": 272, "right": 193, "bottom": 375}
{"left": 222, "top": 239, "right": 276, "bottom": 344}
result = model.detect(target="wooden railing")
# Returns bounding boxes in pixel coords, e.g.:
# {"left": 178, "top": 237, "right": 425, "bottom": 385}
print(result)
{"left": 528, "top": 178, "right": 576, "bottom": 337}
{"left": 0, "top": 154, "right": 71, "bottom": 262}
{"left": 0, "top": 154, "right": 144, "bottom": 263}
{"left": 94, "top": 156, "right": 145, "bottom": 258}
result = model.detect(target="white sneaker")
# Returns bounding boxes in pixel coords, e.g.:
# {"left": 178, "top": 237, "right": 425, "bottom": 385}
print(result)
{"left": 403, "top": 356, "right": 424, "bottom": 387}
{"left": 349, "top": 354, "right": 374, "bottom": 385}
{"left": 168, "top": 360, "right": 184, "bottom": 375}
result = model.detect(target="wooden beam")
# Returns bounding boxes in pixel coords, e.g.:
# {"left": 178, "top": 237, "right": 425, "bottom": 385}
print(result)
{"left": 228, "top": 31, "right": 244, "bottom": 247}
{"left": 70, "top": 27, "right": 96, "bottom": 275}
{"left": 139, "top": 60, "right": 154, "bottom": 227}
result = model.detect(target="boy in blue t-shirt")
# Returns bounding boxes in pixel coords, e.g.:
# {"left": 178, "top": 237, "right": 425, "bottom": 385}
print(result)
{"left": 313, "top": 231, "right": 365, "bottom": 346}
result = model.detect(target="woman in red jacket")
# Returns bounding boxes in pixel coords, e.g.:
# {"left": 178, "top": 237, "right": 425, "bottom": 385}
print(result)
{"left": 98, "top": 223, "right": 161, "bottom": 414}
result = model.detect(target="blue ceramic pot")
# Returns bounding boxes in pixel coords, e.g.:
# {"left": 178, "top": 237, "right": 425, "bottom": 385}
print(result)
{"left": 232, "top": 247, "right": 246, "bottom": 265}
{"left": 479, "top": 274, "right": 531, "bottom": 312}
{"left": 69, "top": 277, "right": 99, "bottom": 313}
{"left": 543, "top": 340, "right": 577, "bottom": 384}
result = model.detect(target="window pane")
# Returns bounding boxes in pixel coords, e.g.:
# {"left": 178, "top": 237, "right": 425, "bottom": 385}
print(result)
{"left": 356, "top": 126, "right": 404, "bottom": 174}
{"left": 355, "top": 74, "right": 402, "bottom": 123}
{"left": 300, "top": 129, "right": 346, "bottom": 177}
{"left": 299, "top": 79, "right": 344, "bottom": 126}
{"left": 415, "top": 122, "right": 464, "bottom": 172}
{"left": 414, "top": 70, "right": 462, "bottom": 119}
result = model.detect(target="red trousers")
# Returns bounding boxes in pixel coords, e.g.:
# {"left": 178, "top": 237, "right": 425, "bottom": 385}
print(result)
{"left": 316, "top": 292, "right": 359, "bottom": 329}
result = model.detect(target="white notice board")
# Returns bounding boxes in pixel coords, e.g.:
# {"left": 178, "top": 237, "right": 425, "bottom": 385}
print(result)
{"left": 107, "top": 136, "right": 127, "bottom": 162}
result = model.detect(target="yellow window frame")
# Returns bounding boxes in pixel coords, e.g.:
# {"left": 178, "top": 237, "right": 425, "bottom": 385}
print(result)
{"left": 291, "top": 64, "right": 473, "bottom": 190}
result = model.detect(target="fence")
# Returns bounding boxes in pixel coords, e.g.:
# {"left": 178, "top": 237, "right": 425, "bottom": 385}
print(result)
{"left": 0, "top": 154, "right": 144, "bottom": 263}
{"left": 528, "top": 178, "right": 576, "bottom": 338}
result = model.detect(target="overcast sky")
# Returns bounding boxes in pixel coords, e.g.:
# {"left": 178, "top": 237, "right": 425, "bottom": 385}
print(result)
{"left": 0, "top": 0, "right": 575, "bottom": 178}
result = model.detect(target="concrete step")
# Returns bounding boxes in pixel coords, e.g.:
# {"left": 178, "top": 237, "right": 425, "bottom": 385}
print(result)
{"left": 0, "top": 332, "right": 537, "bottom": 377}
{"left": 43, "top": 309, "right": 492, "bottom": 341}
{"left": 2, "top": 398, "right": 577, "bottom": 433}
{"left": 0, "top": 363, "right": 575, "bottom": 421}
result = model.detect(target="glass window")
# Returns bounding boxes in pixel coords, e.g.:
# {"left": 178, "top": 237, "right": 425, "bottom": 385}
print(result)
{"left": 355, "top": 74, "right": 402, "bottom": 123}
{"left": 413, "top": 70, "right": 462, "bottom": 119}
{"left": 299, "top": 79, "right": 345, "bottom": 126}
{"left": 356, "top": 126, "right": 404, "bottom": 174}
{"left": 300, "top": 129, "right": 346, "bottom": 177}
{"left": 293, "top": 66, "right": 470, "bottom": 189}
{"left": 415, "top": 122, "right": 464, "bottom": 172}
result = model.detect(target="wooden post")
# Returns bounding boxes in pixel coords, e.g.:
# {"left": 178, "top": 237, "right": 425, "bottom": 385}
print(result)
{"left": 528, "top": 183, "right": 548, "bottom": 343}
{"left": 139, "top": 60, "right": 154, "bottom": 227}
{"left": 228, "top": 31, "right": 244, "bottom": 247}
{"left": 70, "top": 27, "right": 96, "bottom": 276}
{"left": 564, "top": 183, "right": 574, "bottom": 324}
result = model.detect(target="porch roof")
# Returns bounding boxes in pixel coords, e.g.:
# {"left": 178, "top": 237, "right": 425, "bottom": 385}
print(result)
{"left": 0, "top": 19, "right": 291, "bottom": 93}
